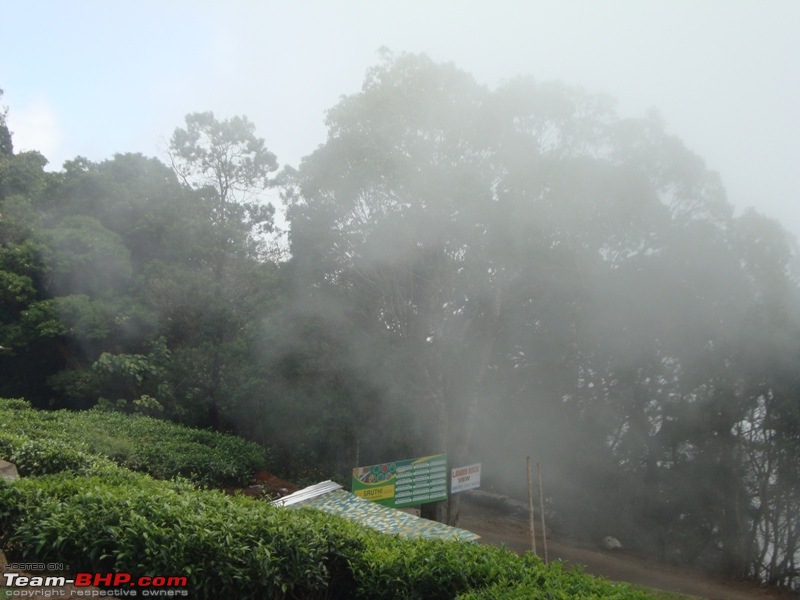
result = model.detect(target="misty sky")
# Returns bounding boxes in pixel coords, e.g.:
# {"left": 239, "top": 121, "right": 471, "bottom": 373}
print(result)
{"left": 2, "top": 1, "right": 799, "bottom": 237}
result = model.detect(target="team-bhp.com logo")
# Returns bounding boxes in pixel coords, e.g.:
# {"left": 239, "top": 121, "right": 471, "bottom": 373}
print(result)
{"left": 3, "top": 571, "right": 188, "bottom": 597}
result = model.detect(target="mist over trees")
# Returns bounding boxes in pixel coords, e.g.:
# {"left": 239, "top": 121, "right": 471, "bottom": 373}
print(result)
{"left": 1, "top": 56, "right": 799, "bottom": 588}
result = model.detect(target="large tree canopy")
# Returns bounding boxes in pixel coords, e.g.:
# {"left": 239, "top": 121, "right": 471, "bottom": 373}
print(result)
{"left": 285, "top": 52, "right": 800, "bottom": 582}
{"left": 0, "top": 55, "right": 798, "bottom": 588}
{"left": 168, "top": 112, "right": 280, "bottom": 429}
{"left": 170, "top": 111, "right": 278, "bottom": 245}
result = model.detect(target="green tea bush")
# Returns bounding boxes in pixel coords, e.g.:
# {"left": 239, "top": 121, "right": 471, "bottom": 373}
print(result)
{"left": 1, "top": 473, "right": 351, "bottom": 599}
{"left": 10, "top": 438, "right": 95, "bottom": 476}
{"left": 457, "top": 561, "right": 656, "bottom": 600}
{"left": 0, "top": 431, "right": 27, "bottom": 460}
{"left": 0, "top": 399, "right": 267, "bottom": 486}
{"left": 0, "top": 471, "right": 663, "bottom": 600}
{"left": 343, "top": 532, "right": 548, "bottom": 600}
{"left": 70, "top": 410, "right": 268, "bottom": 486}
{"left": 0, "top": 399, "right": 660, "bottom": 599}
{"left": 0, "top": 398, "right": 32, "bottom": 411}
{"left": 0, "top": 404, "right": 66, "bottom": 441}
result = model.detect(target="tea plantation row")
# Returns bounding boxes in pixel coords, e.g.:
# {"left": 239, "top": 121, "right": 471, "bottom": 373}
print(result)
{"left": 0, "top": 399, "right": 665, "bottom": 598}
{"left": 0, "top": 398, "right": 266, "bottom": 486}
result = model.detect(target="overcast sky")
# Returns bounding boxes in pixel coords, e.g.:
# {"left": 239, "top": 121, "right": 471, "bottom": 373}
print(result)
{"left": 3, "top": 1, "right": 799, "bottom": 237}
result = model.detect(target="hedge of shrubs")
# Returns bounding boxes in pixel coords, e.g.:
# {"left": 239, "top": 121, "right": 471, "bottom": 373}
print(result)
{"left": 0, "top": 467, "right": 659, "bottom": 599}
{"left": 0, "top": 398, "right": 266, "bottom": 486}
{"left": 0, "top": 399, "right": 662, "bottom": 598}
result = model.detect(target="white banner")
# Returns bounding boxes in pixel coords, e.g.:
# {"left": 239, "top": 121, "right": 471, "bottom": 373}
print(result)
{"left": 450, "top": 463, "right": 481, "bottom": 494}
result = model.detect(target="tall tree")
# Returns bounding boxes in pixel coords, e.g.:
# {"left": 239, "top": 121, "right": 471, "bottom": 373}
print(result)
{"left": 0, "top": 88, "right": 12, "bottom": 156}
{"left": 287, "top": 52, "right": 506, "bottom": 522}
{"left": 169, "top": 112, "right": 278, "bottom": 428}
{"left": 285, "top": 52, "right": 800, "bottom": 553}
{"left": 169, "top": 112, "right": 277, "bottom": 243}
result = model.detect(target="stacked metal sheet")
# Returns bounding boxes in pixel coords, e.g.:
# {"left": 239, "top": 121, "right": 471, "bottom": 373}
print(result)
{"left": 274, "top": 481, "right": 480, "bottom": 543}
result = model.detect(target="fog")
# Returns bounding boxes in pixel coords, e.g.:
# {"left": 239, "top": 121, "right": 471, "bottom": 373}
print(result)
{"left": 270, "top": 55, "right": 798, "bottom": 586}
{"left": 2, "top": 1, "right": 800, "bottom": 590}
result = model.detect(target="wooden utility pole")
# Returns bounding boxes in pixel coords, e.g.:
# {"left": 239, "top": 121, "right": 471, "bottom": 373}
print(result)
{"left": 537, "top": 462, "right": 548, "bottom": 563}
{"left": 527, "top": 456, "right": 537, "bottom": 555}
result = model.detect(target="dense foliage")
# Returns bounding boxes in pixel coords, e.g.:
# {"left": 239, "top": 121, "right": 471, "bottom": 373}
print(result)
{"left": 0, "top": 398, "right": 266, "bottom": 486}
{"left": 1, "top": 55, "right": 799, "bottom": 589}
{"left": 0, "top": 466, "right": 658, "bottom": 599}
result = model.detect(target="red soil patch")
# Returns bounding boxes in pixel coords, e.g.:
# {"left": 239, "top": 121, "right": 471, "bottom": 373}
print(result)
{"left": 227, "top": 470, "right": 301, "bottom": 500}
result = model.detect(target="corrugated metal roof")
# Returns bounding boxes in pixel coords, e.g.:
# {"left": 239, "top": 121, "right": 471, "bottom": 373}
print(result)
{"left": 273, "top": 482, "right": 480, "bottom": 543}
{"left": 272, "top": 480, "right": 342, "bottom": 507}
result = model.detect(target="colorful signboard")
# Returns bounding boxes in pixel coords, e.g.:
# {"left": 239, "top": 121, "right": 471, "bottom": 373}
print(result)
{"left": 450, "top": 463, "right": 481, "bottom": 494}
{"left": 352, "top": 454, "right": 448, "bottom": 508}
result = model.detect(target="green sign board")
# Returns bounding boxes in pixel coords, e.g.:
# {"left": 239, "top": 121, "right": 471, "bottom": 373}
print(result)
{"left": 352, "top": 454, "right": 448, "bottom": 507}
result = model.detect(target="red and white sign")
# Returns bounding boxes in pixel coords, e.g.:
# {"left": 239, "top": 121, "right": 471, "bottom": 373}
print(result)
{"left": 450, "top": 463, "right": 481, "bottom": 494}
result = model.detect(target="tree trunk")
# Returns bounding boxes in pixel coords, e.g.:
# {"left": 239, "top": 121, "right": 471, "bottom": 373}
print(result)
{"left": 208, "top": 251, "right": 227, "bottom": 431}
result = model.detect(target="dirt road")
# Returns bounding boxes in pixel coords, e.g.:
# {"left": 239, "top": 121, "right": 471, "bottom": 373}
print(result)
{"left": 459, "top": 498, "right": 796, "bottom": 600}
